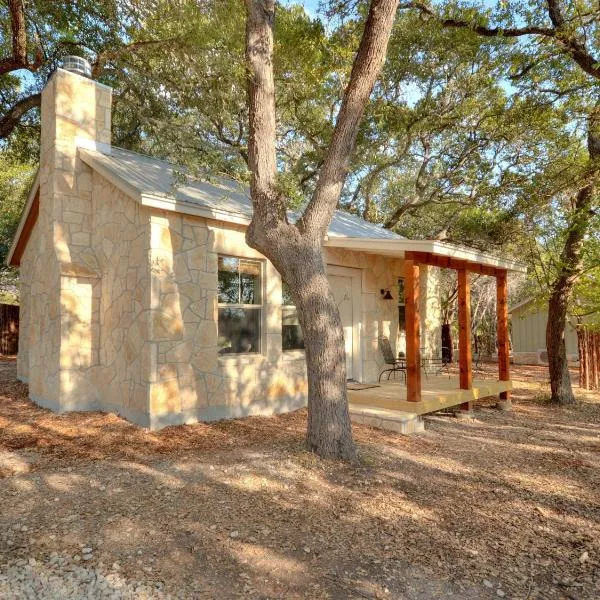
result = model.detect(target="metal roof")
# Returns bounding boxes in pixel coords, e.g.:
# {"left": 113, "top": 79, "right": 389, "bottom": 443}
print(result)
{"left": 79, "top": 146, "right": 403, "bottom": 240}
{"left": 9, "top": 144, "right": 526, "bottom": 274}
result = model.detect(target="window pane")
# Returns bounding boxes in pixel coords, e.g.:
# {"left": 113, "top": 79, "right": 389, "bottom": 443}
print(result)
{"left": 281, "top": 281, "right": 295, "bottom": 306}
{"left": 218, "top": 307, "right": 261, "bottom": 354}
{"left": 239, "top": 259, "right": 261, "bottom": 305}
{"left": 398, "top": 278, "right": 405, "bottom": 305}
{"left": 282, "top": 307, "right": 304, "bottom": 351}
{"left": 218, "top": 257, "right": 240, "bottom": 304}
{"left": 398, "top": 305, "right": 406, "bottom": 334}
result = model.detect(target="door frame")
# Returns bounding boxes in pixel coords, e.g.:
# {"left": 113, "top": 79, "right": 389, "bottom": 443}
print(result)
{"left": 326, "top": 264, "right": 363, "bottom": 382}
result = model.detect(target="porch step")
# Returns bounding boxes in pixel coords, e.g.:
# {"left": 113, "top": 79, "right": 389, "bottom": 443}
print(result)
{"left": 349, "top": 404, "right": 425, "bottom": 435}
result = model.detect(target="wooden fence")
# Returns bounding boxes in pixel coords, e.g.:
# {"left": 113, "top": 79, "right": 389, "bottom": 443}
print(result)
{"left": 578, "top": 327, "right": 600, "bottom": 391}
{"left": 0, "top": 303, "right": 19, "bottom": 355}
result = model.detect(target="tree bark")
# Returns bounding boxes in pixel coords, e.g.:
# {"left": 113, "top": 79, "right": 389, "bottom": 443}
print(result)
{"left": 244, "top": 0, "right": 398, "bottom": 459}
{"left": 289, "top": 252, "right": 354, "bottom": 458}
{"left": 546, "top": 109, "right": 599, "bottom": 404}
{"left": 578, "top": 328, "right": 600, "bottom": 391}
{"left": 547, "top": 272, "right": 579, "bottom": 404}
{"left": 0, "top": 0, "right": 28, "bottom": 76}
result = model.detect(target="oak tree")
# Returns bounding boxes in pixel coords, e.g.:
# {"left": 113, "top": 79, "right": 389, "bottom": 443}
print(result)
{"left": 244, "top": 0, "right": 400, "bottom": 459}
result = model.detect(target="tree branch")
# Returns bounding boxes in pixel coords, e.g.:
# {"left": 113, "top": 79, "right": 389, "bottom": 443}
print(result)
{"left": 91, "top": 39, "right": 180, "bottom": 78}
{"left": 299, "top": 0, "right": 400, "bottom": 240}
{"left": 398, "top": 2, "right": 554, "bottom": 37}
{"left": 0, "top": 93, "right": 41, "bottom": 139}
{"left": 399, "top": 0, "right": 600, "bottom": 80}
{"left": 0, "top": 0, "right": 42, "bottom": 75}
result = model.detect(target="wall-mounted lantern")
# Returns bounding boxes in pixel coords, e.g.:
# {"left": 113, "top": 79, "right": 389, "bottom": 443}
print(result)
{"left": 380, "top": 288, "right": 394, "bottom": 300}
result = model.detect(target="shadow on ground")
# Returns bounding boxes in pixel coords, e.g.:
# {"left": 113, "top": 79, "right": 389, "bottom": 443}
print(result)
{"left": 0, "top": 358, "right": 599, "bottom": 599}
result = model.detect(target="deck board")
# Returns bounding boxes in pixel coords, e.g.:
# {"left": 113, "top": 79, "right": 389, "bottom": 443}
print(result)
{"left": 348, "top": 375, "right": 512, "bottom": 416}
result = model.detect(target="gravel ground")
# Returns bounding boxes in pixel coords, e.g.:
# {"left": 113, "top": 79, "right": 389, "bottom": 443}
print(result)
{"left": 0, "top": 358, "right": 599, "bottom": 599}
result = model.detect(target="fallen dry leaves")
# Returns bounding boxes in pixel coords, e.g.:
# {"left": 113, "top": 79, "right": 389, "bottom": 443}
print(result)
{"left": 0, "top": 358, "right": 599, "bottom": 599}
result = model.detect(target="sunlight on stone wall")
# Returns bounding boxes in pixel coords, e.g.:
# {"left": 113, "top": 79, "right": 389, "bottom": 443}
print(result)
{"left": 147, "top": 216, "right": 308, "bottom": 428}
{"left": 17, "top": 68, "right": 445, "bottom": 429}
{"left": 92, "top": 174, "right": 151, "bottom": 422}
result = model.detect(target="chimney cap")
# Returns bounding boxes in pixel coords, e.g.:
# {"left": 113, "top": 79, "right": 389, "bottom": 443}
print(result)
{"left": 62, "top": 55, "right": 92, "bottom": 78}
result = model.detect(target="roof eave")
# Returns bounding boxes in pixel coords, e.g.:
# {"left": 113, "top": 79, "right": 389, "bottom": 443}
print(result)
{"left": 139, "top": 193, "right": 252, "bottom": 226}
{"left": 7, "top": 170, "right": 40, "bottom": 267}
{"left": 323, "top": 237, "right": 528, "bottom": 273}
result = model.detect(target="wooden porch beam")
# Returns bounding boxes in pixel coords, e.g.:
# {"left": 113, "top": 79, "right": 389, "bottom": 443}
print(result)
{"left": 405, "top": 251, "right": 499, "bottom": 278}
{"left": 458, "top": 269, "right": 473, "bottom": 413}
{"left": 496, "top": 270, "right": 511, "bottom": 401}
{"left": 404, "top": 259, "right": 421, "bottom": 402}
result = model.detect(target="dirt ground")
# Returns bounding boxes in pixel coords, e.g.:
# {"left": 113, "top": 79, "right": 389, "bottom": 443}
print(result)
{"left": 0, "top": 358, "right": 599, "bottom": 599}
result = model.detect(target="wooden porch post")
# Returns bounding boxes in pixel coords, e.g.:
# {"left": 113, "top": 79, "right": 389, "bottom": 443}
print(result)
{"left": 496, "top": 269, "right": 511, "bottom": 406}
{"left": 458, "top": 268, "right": 473, "bottom": 411}
{"left": 404, "top": 258, "right": 421, "bottom": 402}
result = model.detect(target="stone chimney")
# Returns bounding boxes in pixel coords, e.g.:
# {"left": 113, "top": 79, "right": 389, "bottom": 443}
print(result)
{"left": 39, "top": 56, "right": 112, "bottom": 265}
{"left": 31, "top": 58, "right": 112, "bottom": 409}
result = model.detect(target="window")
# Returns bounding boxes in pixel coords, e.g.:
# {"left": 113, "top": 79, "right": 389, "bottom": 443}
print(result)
{"left": 398, "top": 278, "right": 406, "bottom": 334}
{"left": 218, "top": 256, "right": 262, "bottom": 354}
{"left": 282, "top": 281, "right": 304, "bottom": 351}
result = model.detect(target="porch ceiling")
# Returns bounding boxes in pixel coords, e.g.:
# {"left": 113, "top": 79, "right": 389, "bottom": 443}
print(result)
{"left": 324, "top": 237, "right": 527, "bottom": 274}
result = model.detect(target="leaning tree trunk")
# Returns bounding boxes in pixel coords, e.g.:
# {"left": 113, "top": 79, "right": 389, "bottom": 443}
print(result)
{"left": 246, "top": 225, "right": 356, "bottom": 459}
{"left": 546, "top": 110, "right": 599, "bottom": 405}
{"left": 547, "top": 275, "right": 577, "bottom": 404}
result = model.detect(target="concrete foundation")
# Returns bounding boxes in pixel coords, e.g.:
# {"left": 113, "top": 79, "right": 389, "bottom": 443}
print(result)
{"left": 349, "top": 404, "right": 425, "bottom": 435}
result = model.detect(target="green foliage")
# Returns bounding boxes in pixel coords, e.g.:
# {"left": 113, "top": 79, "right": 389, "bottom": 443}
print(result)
{"left": 0, "top": 153, "right": 34, "bottom": 301}
{"left": 0, "top": 155, "right": 33, "bottom": 260}
{"left": 0, "top": 0, "right": 598, "bottom": 317}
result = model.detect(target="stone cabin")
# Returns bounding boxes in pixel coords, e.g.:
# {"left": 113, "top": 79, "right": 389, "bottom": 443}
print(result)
{"left": 8, "top": 64, "right": 444, "bottom": 429}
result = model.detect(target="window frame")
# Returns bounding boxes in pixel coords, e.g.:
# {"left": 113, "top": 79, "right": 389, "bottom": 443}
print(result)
{"left": 217, "top": 255, "right": 264, "bottom": 356}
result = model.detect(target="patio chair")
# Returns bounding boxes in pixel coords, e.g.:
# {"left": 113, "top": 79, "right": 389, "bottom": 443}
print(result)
{"left": 378, "top": 337, "right": 406, "bottom": 382}
{"left": 421, "top": 346, "right": 451, "bottom": 380}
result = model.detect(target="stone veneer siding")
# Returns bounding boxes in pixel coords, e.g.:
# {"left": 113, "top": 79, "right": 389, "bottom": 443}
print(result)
{"left": 146, "top": 215, "right": 441, "bottom": 428}
{"left": 147, "top": 215, "right": 309, "bottom": 428}
{"left": 17, "top": 67, "right": 442, "bottom": 429}
{"left": 90, "top": 174, "right": 152, "bottom": 423}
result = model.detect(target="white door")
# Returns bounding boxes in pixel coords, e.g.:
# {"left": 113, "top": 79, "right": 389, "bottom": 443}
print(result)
{"left": 328, "top": 274, "right": 354, "bottom": 379}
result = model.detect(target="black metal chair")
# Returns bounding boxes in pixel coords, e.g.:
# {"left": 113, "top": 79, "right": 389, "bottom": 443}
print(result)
{"left": 421, "top": 346, "right": 452, "bottom": 379}
{"left": 378, "top": 337, "right": 406, "bottom": 382}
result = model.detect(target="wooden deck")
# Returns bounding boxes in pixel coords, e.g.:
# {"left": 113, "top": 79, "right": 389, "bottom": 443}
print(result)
{"left": 348, "top": 375, "right": 512, "bottom": 416}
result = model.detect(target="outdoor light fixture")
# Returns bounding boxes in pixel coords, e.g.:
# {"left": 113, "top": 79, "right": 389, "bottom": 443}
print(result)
{"left": 380, "top": 288, "right": 394, "bottom": 300}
